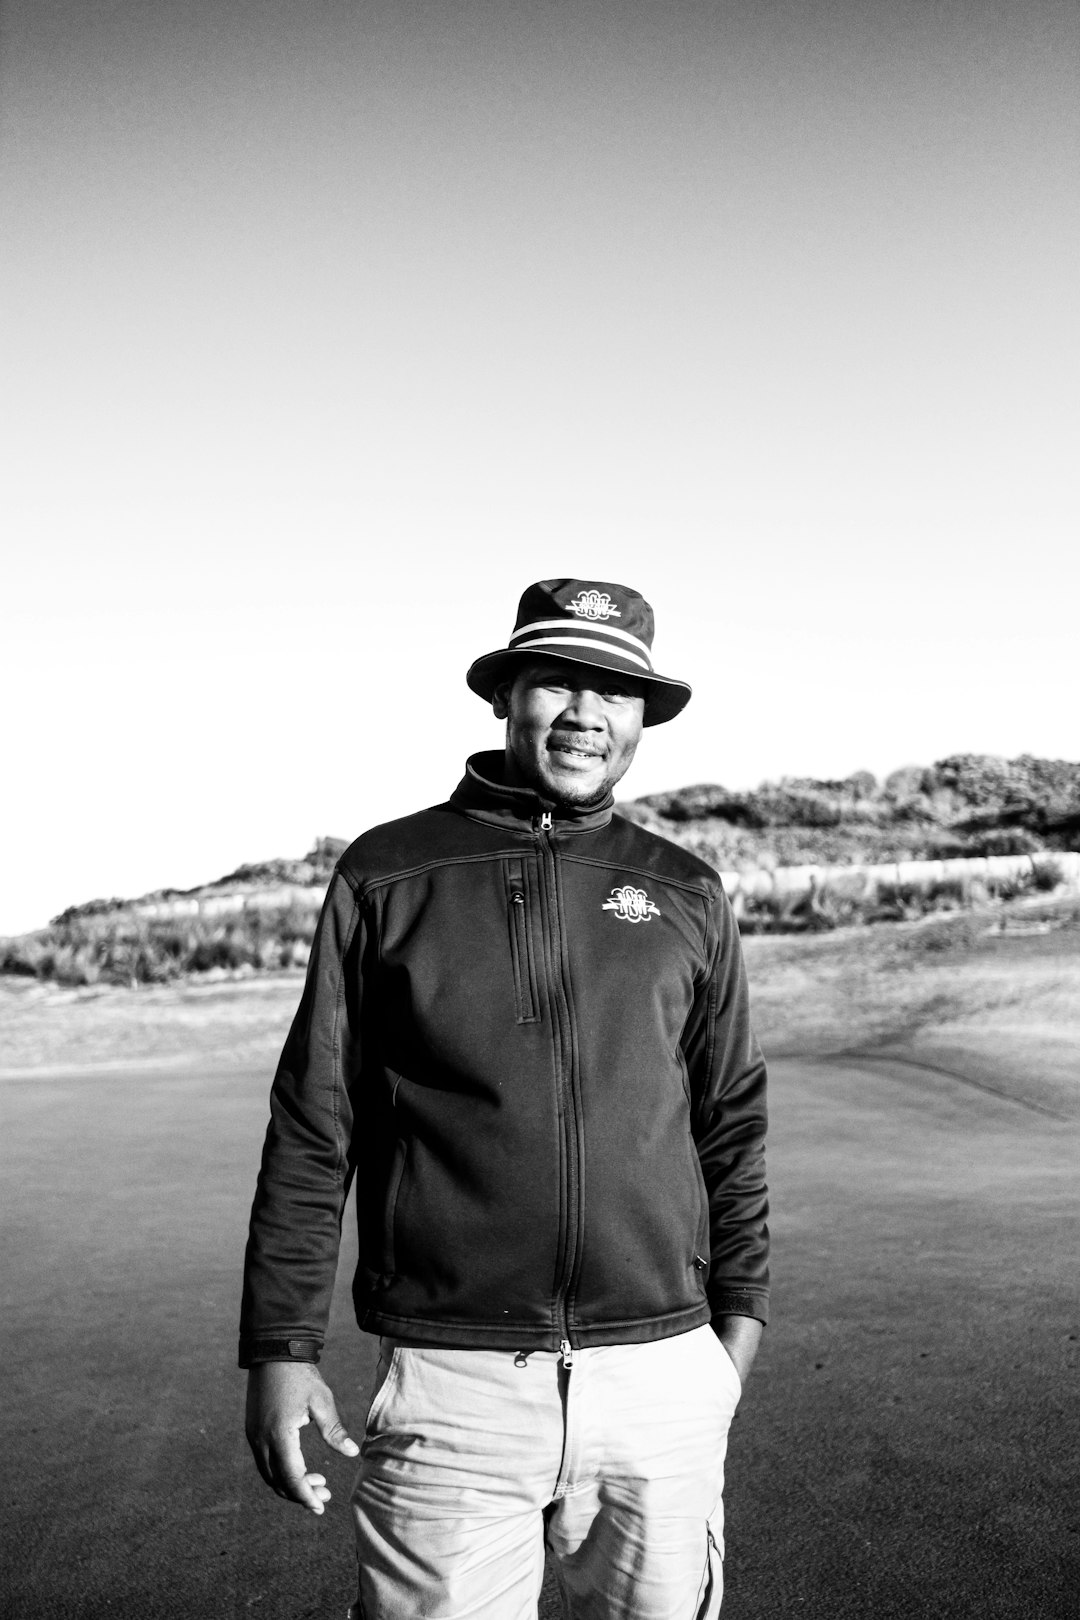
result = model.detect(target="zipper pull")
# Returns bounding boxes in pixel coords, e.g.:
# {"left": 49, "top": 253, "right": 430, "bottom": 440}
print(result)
{"left": 537, "top": 810, "right": 553, "bottom": 833}
{"left": 560, "top": 1338, "right": 575, "bottom": 1369}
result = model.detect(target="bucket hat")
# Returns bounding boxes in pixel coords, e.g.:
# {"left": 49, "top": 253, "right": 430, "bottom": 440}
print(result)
{"left": 466, "top": 578, "right": 692, "bottom": 727}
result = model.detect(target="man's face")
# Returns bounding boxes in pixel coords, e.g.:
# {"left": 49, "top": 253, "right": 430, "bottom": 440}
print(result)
{"left": 493, "top": 659, "right": 646, "bottom": 808}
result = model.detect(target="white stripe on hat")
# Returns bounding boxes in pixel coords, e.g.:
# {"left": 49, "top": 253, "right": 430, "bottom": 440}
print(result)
{"left": 509, "top": 618, "right": 653, "bottom": 661}
{"left": 510, "top": 635, "right": 653, "bottom": 673}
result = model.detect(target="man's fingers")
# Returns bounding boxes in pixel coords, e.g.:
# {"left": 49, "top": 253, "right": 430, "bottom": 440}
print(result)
{"left": 266, "top": 1427, "right": 330, "bottom": 1512}
{"left": 310, "top": 1389, "right": 360, "bottom": 1457}
{"left": 305, "top": 1473, "right": 332, "bottom": 1507}
{"left": 273, "top": 1466, "right": 332, "bottom": 1515}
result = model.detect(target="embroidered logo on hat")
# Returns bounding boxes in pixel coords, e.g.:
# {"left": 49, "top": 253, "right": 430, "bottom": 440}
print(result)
{"left": 568, "top": 589, "right": 621, "bottom": 622}
{"left": 602, "top": 885, "right": 660, "bottom": 923}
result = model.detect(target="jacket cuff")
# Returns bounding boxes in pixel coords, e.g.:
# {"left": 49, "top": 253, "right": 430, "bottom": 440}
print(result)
{"left": 238, "top": 1337, "right": 322, "bottom": 1369}
{"left": 711, "top": 1290, "right": 769, "bottom": 1326}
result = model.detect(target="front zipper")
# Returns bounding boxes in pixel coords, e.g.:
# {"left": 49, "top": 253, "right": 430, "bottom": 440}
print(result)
{"left": 535, "top": 809, "right": 582, "bottom": 1356}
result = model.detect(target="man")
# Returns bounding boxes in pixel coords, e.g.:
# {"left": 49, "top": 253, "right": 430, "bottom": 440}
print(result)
{"left": 241, "top": 578, "right": 769, "bottom": 1619}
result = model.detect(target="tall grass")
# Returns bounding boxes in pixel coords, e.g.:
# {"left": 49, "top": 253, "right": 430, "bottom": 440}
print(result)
{"left": 0, "top": 903, "right": 317, "bottom": 988}
{"left": 734, "top": 854, "right": 1066, "bottom": 933}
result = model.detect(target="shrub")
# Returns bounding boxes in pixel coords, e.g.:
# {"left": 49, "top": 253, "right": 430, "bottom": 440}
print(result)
{"left": 1032, "top": 857, "right": 1064, "bottom": 892}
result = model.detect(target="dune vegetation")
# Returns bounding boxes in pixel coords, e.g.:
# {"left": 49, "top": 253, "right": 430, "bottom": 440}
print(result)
{"left": 622, "top": 752, "right": 1080, "bottom": 867}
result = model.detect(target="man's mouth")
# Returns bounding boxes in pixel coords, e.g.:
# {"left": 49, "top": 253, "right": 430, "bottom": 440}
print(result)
{"left": 548, "top": 737, "right": 604, "bottom": 762}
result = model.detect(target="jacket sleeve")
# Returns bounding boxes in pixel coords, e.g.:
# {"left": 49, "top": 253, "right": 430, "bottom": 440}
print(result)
{"left": 681, "top": 882, "right": 770, "bottom": 1326}
{"left": 238, "top": 870, "right": 363, "bottom": 1367}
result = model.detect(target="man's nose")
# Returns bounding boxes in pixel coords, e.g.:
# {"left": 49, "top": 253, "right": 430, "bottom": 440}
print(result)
{"left": 560, "top": 688, "right": 605, "bottom": 728}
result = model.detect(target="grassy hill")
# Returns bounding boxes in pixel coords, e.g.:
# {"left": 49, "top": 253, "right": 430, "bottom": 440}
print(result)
{"left": 3, "top": 755, "right": 1078, "bottom": 988}
{"left": 621, "top": 753, "right": 1080, "bottom": 869}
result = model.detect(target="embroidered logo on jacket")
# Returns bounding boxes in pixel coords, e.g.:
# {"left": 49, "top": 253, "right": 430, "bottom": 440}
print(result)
{"left": 602, "top": 885, "right": 660, "bottom": 923}
{"left": 568, "top": 589, "right": 621, "bottom": 621}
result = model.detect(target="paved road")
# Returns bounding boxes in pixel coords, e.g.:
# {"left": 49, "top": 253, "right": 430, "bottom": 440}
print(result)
{"left": 2, "top": 1052, "right": 1077, "bottom": 1618}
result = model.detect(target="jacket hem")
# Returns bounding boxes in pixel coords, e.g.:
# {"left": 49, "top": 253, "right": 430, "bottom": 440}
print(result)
{"left": 356, "top": 1300, "right": 712, "bottom": 1349}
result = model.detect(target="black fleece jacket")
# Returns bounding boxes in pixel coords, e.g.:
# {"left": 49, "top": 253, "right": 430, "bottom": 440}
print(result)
{"left": 239, "top": 753, "right": 769, "bottom": 1366}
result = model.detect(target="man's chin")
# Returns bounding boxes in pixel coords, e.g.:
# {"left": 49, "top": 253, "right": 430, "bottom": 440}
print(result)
{"left": 543, "top": 772, "right": 612, "bottom": 809}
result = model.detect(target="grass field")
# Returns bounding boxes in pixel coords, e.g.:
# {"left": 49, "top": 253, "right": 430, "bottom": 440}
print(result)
{"left": 744, "top": 893, "right": 1080, "bottom": 1115}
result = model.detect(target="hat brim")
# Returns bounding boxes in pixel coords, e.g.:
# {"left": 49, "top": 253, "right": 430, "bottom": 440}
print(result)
{"left": 466, "top": 647, "right": 691, "bottom": 727}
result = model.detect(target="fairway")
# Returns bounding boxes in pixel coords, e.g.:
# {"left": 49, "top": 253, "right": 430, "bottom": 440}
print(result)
{"left": 2, "top": 1047, "right": 1077, "bottom": 1618}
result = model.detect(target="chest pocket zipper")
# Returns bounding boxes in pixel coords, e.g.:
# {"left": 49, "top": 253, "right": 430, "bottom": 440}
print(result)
{"left": 506, "top": 860, "right": 540, "bottom": 1025}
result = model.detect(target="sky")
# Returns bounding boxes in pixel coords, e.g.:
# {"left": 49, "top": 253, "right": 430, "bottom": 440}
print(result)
{"left": 2, "top": 0, "right": 1077, "bottom": 936}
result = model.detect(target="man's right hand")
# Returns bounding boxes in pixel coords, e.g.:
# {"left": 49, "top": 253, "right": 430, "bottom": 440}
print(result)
{"left": 245, "top": 1361, "right": 360, "bottom": 1515}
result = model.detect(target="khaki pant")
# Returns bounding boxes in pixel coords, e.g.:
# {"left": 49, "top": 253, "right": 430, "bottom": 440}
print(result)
{"left": 351, "top": 1325, "right": 740, "bottom": 1619}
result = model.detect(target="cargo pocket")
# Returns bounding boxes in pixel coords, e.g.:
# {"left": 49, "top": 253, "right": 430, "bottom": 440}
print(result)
{"left": 505, "top": 858, "right": 540, "bottom": 1024}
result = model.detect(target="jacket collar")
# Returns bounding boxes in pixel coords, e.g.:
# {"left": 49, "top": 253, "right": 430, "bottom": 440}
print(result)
{"left": 450, "top": 751, "right": 615, "bottom": 834}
